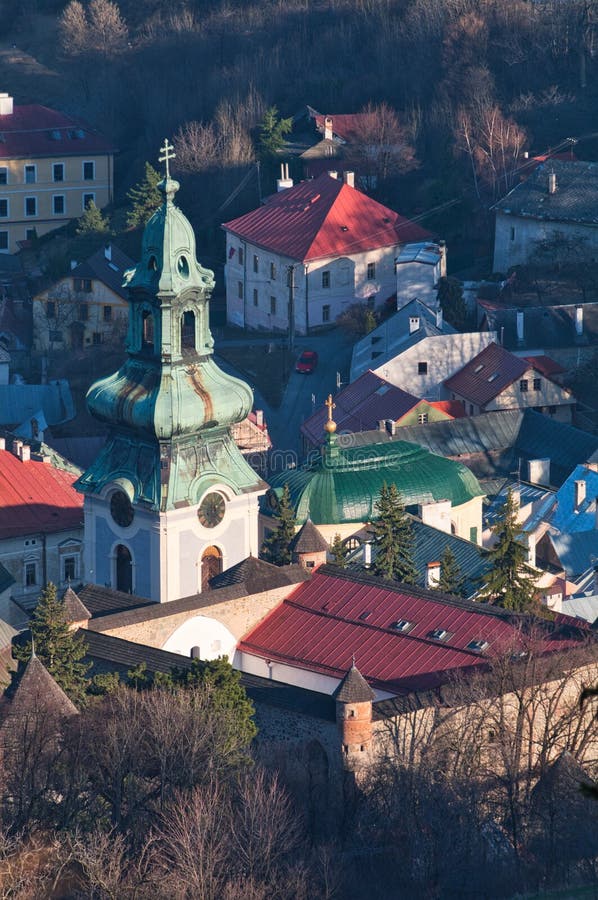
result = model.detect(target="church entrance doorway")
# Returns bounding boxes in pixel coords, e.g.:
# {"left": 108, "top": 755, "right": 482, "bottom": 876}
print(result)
{"left": 116, "top": 544, "right": 133, "bottom": 593}
{"left": 201, "top": 545, "right": 222, "bottom": 591}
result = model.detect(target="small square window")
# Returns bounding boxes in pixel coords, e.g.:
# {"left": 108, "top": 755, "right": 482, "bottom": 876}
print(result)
{"left": 519, "top": 379, "right": 528, "bottom": 392}
{"left": 367, "top": 262, "right": 376, "bottom": 280}
{"left": 47, "top": 301, "right": 56, "bottom": 319}
{"left": 237, "top": 281, "right": 243, "bottom": 300}
{"left": 103, "top": 305, "right": 112, "bottom": 321}
{"left": 24, "top": 164, "right": 36, "bottom": 184}
{"left": 533, "top": 378, "right": 541, "bottom": 391}
{"left": 253, "top": 254, "right": 259, "bottom": 273}
{"left": 253, "top": 288, "right": 258, "bottom": 307}
{"left": 238, "top": 247, "right": 244, "bottom": 265}
{"left": 83, "top": 193, "right": 95, "bottom": 209}
{"left": 0, "top": 199, "right": 7, "bottom": 217}
{"left": 323, "top": 304, "right": 330, "bottom": 323}
{"left": 25, "top": 196, "right": 37, "bottom": 217}
{"left": 417, "top": 412, "right": 428, "bottom": 424}
{"left": 0, "top": 232, "right": 7, "bottom": 251}
{"left": 53, "top": 163, "right": 64, "bottom": 182}
{"left": 270, "top": 296, "right": 276, "bottom": 315}
{"left": 322, "top": 270, "right": 330, "bottom": 288}
{"left": 74, "top": 278, "right": 92, "bottom": 293}
{"left": 83, "top": 161, "right": 95, "bottom": 180}
{"left": 25, "top": 563, "right": 36, "bottom": 587}
{"left": 0, "top": 168, "right": 7, "bottom": 185}
{"left": 53, "top": 195, "right": 65, "bottom": 215}
{"left": 418, "top": 361, "right": 428, "bottom": 375}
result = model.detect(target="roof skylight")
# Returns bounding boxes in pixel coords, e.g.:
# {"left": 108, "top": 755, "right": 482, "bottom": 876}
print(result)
{"left": 391, "top": 619, "right": 414, "bottom": 633}
{"left": 467, "top": 639, "right": 489, "bottom": 653}
{"left": 429, "top": 628, "right": 450, "bottom": 641}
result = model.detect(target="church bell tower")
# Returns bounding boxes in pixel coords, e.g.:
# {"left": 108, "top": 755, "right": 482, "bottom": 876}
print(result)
{"left": 76, "top": 141, "right": 266, "bottom": 602}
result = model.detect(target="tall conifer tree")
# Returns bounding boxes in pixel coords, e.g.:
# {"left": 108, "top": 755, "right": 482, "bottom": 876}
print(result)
{"left": 261, "top": 484, "right": 296, "bottom": 566}
{"left": 477, "top": 489, "right": 536, "bottom": 611}
{"left": 370, "top": 483, "right": 417, "bottom": 583}
{"left": 435, "top": 545, "right": 467, "bottom": 596}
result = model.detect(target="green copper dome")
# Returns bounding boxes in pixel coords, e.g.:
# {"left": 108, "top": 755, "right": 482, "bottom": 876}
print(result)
{"left": 267, "top": 438, "right": 484, "bottom": 525}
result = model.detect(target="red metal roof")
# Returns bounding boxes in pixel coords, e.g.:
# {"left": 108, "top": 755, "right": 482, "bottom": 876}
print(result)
{"left": 239, "top": 569, "right": 581, "bottom": 693}
{"left": 313, "top": 113, "right": 371, "bottom": 143}
{"left": 522, "top": 355, "right": 565, "bottom": 378}
{"left": 0, "top": 447, "right": 83, "bottom": 539}
{"left": 429, "top": 400, "right": 466, "bottom": 419}
{"left": 444, "top": 342, "right": 530, "bottom": 407}
{"left": 223, "top": 173, "right": 431, "bottom": 262}
{"left": 0, "top": 104, "right": 114, "bottom": 159}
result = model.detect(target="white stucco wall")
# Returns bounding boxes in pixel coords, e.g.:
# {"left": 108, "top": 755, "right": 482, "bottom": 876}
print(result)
{"left": 493, "top": 211, "right": 598, "bottom": 273}
{"left": 0, "top": 529, "right": 84, "bottom": 607}
{"left": 162, "top": 614, "right": 237, "bottom": 661}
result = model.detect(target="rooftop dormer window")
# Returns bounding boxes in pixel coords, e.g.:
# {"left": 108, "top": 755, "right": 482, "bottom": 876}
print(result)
{"left": 429, "top": 628, "right": 450, "bottom": 641}
{"left": 467, "top": 639, "right": 489, "bottom": 653}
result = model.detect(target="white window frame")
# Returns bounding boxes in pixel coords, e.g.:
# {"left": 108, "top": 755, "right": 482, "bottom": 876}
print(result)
{"left": 52, "top": 194, "right": 65, "bottom": 216}
{"left": 82, "top": 160, "right": 95, "bottom": 181}
{"left": 0, "top": 197, "right": 8, "bottom": 218}
{"left": 24, "top": 163, "right": 36, "bottom": 184}
{"left": 24, "top": 196, "right": 37, "bottom": 217}
{"left": 53, "top": 162, "right": 65, "bottom": 183}
{"left": 82, "top": 192, "right": 95, "bottom": 210}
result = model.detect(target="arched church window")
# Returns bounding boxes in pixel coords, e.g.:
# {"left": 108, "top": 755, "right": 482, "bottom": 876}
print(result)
{"left": 142, "top": 310, "right": 154, "bottom": 350}
{"left": 181, "top": 310, "right": 196, "bottom": 351}
{"left": 116, "top": 544, "right": 133, "bottom": 593}
{"left": 201, "top": 545, "right": 222, "bottom": 592}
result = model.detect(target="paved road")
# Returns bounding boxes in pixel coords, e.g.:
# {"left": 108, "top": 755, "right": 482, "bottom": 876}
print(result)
{"left": 215, "top": 328, "right": 355, "bottom": 464}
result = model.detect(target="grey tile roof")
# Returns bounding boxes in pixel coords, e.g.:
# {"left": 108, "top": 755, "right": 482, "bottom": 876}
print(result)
{"left": 333, "top": 664, "right": 375, "bottom": 703}
{"left": 289, "top": 520, "right": 329, "bottom": 554}
{"left": 70, "top": 244, "right": 134, "bottom": 301}
{"left": 61, "top": 586, "right": 90, "bottom": 622}
{"left": 494, "top": 160, "right": 598, "bottom": 224}
{"left": 1, "top": 656, "right": 78, "bottom": 731}
{"left": 77, "top": 584, "right": 155, "bottom": 618}
{"left": 481, "top": 302, "right": 598, "bottom": 351}
{"left": 208, "top": 556, "right": 309, "bottom": 592}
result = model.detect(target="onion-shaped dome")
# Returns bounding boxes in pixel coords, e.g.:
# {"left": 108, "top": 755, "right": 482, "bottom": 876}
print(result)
{"left": 266, "top": 437, "right": 484, "bottom": 525}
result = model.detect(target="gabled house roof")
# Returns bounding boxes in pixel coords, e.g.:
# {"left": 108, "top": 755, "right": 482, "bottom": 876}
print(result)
{"left": 444, "top": 342, "right": 533, "bottom": 407}
{"left": 0, "top": 380, "right": 74, "bottom": 429}
{"left": 238, "top": 567, "right": 587, "bottom": 695}
{"left": 66, "top": 244, "right": 134, "bottom": 301}
{"left": 301, "top": 370, "right": 432, "bottom": 445}
{"left": 223, "top": 172, "right": 431, "bottom": 263}
{"left": 0, "top": 103, "right": 115, "bottom": 159}
{"left": 313, "top": 112, "right": 371, "bottom": 143}
{"left": 480, "top": 302, "right": 598, "bottom": 351}
{"left": 494, "top": 160, "right": 598, "bottom": 224}
{"left": 0, "top": 443, "right": 83, "bottom": 539}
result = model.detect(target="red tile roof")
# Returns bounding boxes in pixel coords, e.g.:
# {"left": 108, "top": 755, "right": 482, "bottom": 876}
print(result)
{"left": 313, "top": 113, "right": 371, "bottom": 143}
{"left": 238, "top": 568, "right": 582, "bottom": 694}
{"left": 0, "top": 447, "right": 83, "bottom": 539}
{"left": 223, "top": 173, "right": 431, "bottom": 262}
{"left": 444, "top": 342, "right": 530, "bottom": 407}
{"left": 429, "top": 400, "right": 466, "bottom": 419}
{"left": 0, "top": 104, "right": 114, "bottom": 159}
{"left": 522, "top": 355, "right": 565, "bottom": 378}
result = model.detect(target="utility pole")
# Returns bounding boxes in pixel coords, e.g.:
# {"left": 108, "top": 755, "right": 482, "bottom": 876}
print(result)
{"left": 287, "top": 264, "right": 296, "bottom": 353}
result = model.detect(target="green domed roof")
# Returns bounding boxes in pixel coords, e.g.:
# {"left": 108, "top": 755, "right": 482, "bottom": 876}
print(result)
{"left": 268, "top": 438, "right": 483, "bottom": 525}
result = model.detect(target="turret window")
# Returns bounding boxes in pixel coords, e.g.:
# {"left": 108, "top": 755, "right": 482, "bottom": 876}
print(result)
{"left": 148, "top": 255, "right": 157, "bottom": 271}
{"left": 177, "top": 255, "right": 190, "bottom": 279}
{"left": 142, "top": 310, "right": 154, "bottom": 350}
{"left": 181, "top": 310, "right": 195, "bottom": 351}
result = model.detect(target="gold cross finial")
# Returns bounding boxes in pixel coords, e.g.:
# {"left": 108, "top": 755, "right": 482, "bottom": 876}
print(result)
{"left": 324, "top": 393, "right": 337, "bottom": 434}
{"left": 159, "top": 138, "right": 176, "bottom": 179}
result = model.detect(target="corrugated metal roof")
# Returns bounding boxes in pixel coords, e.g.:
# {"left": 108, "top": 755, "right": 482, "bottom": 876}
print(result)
{"left": 239, "top": 568, "right": 583, "bottom": 694}
{"left": 562, "top": 595, "right": 598, "bottom": 624}
{"left": 223, "top": 172, "right": 431, "bottom": 262}
{"left": 0, "top": 104, "right": 114, "bottom": 159}
{"left": 481, "top": 302, "right": 598, "bottom": 351}
{"left": 547, "top": 465, "right": 598, "bottom": 533}
{"left": 445, "top": 342, "right": 529, "bottom": 407}
{"left": 396, "top": 242, "right": 442, "bottom": 265}
{"left": 547, "top": 530, "right": 598, "bottom": 578}
{"left": 0, "top": 446, "right": 83, "bottom": 539}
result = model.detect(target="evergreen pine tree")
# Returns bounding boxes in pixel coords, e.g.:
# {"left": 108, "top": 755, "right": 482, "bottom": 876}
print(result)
{"left": 13, "top": 583, "right": 91, "bottom": 704}
{"left": 329, "top": 533, "right": 347, "bottom": 567}
{"left": 257, "top": 106, "right": 292, "bottom": 159}
{"left": 261, "top": 484, "right": 296, "bottom": 566}
{"left": 435, "top": 545, "right": 467, "bottom": 596}
{"left": 126, "top": 162, "right": 162, "bottom": 228}
{"left": 477, "top": 489, "right": 537, "bottom": 611}
{"left": 370, "top": 483, "right": 418, "bottom": 583}
{"left": 76, "top": 200, "right": 110, "bottom": 235}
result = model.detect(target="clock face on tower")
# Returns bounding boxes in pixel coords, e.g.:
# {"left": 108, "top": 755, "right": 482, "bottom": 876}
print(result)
{"left": 110, "top": 490, "right": 134, "bottom": 527}
{"left": 198, "top": 492, "right": 226, "bottom": 528}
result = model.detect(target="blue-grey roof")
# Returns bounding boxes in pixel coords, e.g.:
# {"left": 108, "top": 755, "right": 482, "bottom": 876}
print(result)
{"left": 545, "top": 465, "right": 598, "bottom": 534}
{"left": 0, "top": 381, "right": 74, "bottom": 427}
{"left": 547, "top": 531, "right": 598, "bottom": 578}
{"left": 484, "top": 480, "right": 554, "bottom": 531}
{"left": 351, "top": 298, "right": 455, "bottom": 380}
{"left": 0, "top": 562, "right": 14, "bottom": 595}
{"left": 562, "top": 595, "right": 598, "bottom": 625}
{"left": 494, "top": 161, "right": 598, "bottom": 224}
{"left": 481, "top": 303, "right": 598, "bottom": 351}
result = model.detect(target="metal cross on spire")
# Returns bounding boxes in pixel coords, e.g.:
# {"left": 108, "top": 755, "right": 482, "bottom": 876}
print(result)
{"left": 159, "top": 138, "right": 176, "bottom": 179}
{"left": 325, "top": 393, "right": 336, "bottom": 422}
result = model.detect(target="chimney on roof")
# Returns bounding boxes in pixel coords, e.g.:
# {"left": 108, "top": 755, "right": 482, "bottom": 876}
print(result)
{"left": 575, "top": 304, "right": 583, "bottom": 337}
{"left": 12, "top": 439, "right": 22, "bottom": 459}
{"left": 435, "top": 308, "right": 443, "bottom": 329}
{"left": 343, "top": 171, "right": 355, "bottom": 188}
{"left": 255, "top": 409, "right": 264, "bottom": 427}
{"left": 409, "top": 315, "right": 420, "bottom": 335}
{"left": 523, "top": 151, "right": 529, "bottom": 159}
{"left": 276, "top": 163, "right": 293, "bottom": 192}
{"left": 328, "top": 170, "right": 338, "bottom": 180}
{"left": 575, "top": 479, "right": 586, "bottom": 510}
{"left": 548, "top": 171, "right": 557, "bottom": 195}
{"left": 425, "top": 561, "right": 441, "bottom": 589}
{"left": 363, "top": 540, "right": 372, "bottom": 568}
{"left": 70, "top": 260, "right": 78, "bottom": 271}
{"left": 526, "top": 532, "right": 536, "bottom": 568}
{"left": 104, "top": 243, "right": 112, "bottom": 262}
{"left": 0, "top": 437, "right": 4, "bottom": 451}
{"left": 0, "top": 94, "right": 13, "bottom": 116}
{"left": 516, "top": 309, "right": 525, "bottom": 345}
{"left": 385, "top": 419, "right": 396, "bottom": 436}
{"left": 324, "top": 116, "right": 333, "bottom": 141}
{"left": 20, "top": 443, "right": 30, "bottom": 462}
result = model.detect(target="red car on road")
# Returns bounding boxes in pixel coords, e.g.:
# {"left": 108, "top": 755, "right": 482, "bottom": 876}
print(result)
{"left": 295, "top": 350, "right": 318, "bottom": 373}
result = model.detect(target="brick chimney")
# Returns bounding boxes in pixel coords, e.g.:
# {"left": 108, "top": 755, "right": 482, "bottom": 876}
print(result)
{"left": 324, "top": 116, "right": 333, "bottom": 140}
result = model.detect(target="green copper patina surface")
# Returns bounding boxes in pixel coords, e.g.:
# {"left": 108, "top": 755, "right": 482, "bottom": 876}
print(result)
{"left": 76, "top": 158, "right": 265, "bottom": 511}
{"left": 267, "top": 434, "right": 484, "bottom": 525}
